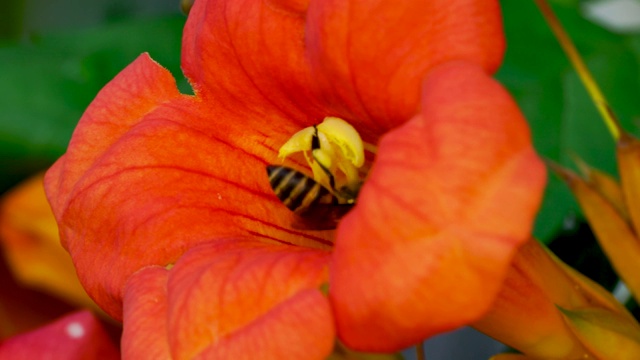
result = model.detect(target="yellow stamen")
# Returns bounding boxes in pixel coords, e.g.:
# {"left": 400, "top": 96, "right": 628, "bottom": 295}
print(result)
{"left": 311, "top": 148, "right": 333, "bottom": 171}
{"left": 278, "top": 126, "right": 315, "bottom": 159}
{"left": 310, "top": 149, "right": 334, "bottom": 190}
{"left": 316, "top": 117, "right": 365, "bottom": 167}
{"left": 335, "top": 156, "right": 360, "bottom": 189}
{"left": 277, "top": 116, "right": 366, "bottom": 197}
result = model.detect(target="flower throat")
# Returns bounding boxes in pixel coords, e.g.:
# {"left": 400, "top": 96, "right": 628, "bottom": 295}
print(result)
{"left": 266, "top": 117, "right": 374, "bottom": 230}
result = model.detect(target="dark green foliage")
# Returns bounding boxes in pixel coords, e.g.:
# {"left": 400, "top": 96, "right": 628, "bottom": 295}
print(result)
{"left": 0, "top": 15, "right": 186, "bottom": 192}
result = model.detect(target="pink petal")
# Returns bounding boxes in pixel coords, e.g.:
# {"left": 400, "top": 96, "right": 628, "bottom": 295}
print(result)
{"left": 0, "top": 310, "right": 118, "bottom": 359}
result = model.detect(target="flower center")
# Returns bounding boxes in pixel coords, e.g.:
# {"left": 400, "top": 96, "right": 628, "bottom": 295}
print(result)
{"left": 278, "top": 117, "right": 368, "bottom": 202}
{"left": 266, "top": 117, "right": 374, "bottom": 230}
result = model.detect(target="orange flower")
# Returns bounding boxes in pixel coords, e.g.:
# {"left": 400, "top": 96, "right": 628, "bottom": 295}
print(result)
{"left": 44, "top": 0, "right": 545, "bottom": 356}
{"left": 475, "top": 237, "right": 640, "bottom": 359}
{"left": 0, "top": 173, "right": 100, "bottom": 312}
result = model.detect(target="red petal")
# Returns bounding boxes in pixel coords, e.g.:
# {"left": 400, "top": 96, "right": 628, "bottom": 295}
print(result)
{"left": 330, "top": 61, "right": 546, "bottom": 351}
{"left": 472, "top": 239, "right": 592, "bottom": 359}
{"left": 0, "top": 310, "right": 118, "bottom": 360}
{"left": 122, "top": 239, "right": 335, "bottom": 359}
{"left": 182, "top": 0, "right": 504, "bottom": 137}
{"left": 181, "top": 0, "right": 324, "bottom": 124}
{"left": 122, "top": 266, "right": 172, "bottom": 359}
{"left": 45, "top": 53, "right": 182, "bottom": 220}
{"left": 167, "top": 240, "right": 334, "bottom": 359}
{"left": 306, "top": 0, "right": 505, "bottom": 132}
{"left": 47, "top": 0, "right": 510, "bottom": 341}
{"left": 45, "top": 54, "right": 334, "bottom": 319}
{"left": 195, "top": 288, "right": 332, "bottom": 360}
{"left": 0, "top": 173, "right": 97, "bottom": 310}
{"left": 43, "top": 53, "right": 184, "bottom": 318}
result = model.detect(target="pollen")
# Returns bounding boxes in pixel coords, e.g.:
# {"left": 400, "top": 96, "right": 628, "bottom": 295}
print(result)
{"left": 278, "top": 117, "right": 369, "bottom": 196}
{"left": 316, "top": 117, "right": 364, "bottom": 168}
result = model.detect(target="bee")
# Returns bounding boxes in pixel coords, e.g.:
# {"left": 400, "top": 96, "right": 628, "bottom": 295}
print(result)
{"left": 266, "top": 165, "right": 355, "bottom": 230}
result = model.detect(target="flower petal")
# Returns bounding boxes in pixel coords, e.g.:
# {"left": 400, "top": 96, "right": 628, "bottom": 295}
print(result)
{"left": 167, "top": 239, "right": 334, "bottom": 359}
{"left": 43, "top": 53, "right": 185, "bottom": 317}
{"left": 194, "top": 288, "right": 332, "bottom": 360}
{"left": 181, "top": 0, "right": 324, "bottom": 125}
{"left": 45, "top": 53, "right": 334, "bottom": 319}
{"left": 45, "top": 53, "right": 183, "bottom": 220}
{"left": 330, "top": 61, "right": 546, "bottom": 350}
{"left": 306, "top": 0, "right": 505, "bottom": 131}
{"left": 0, "top": 310, "right": 118, "bottom": 360}
{"left": 559, "top": 306, "right": 640, "bottom": 360}
{"left": 122, "top": 266, "right": 172, "bottom": 360}
{"left": 551, "top": 163, "right": 640, "bottom": 301}
{"left": 182, "top": 0, "right": 504, "bottom": 137}
{"left": 573, "top": 156, "right": 628, "bottom": 219}
{"left": 617, "top": 133, "right": 640, "bottom": 238}
{"left": 122, "top": 239, "right": 335, "bottom": 359}
{"left": 473, "top": 240, "right": 591, "bottom": 359}
{"left": 0, "top": 173, "right": 97, "bottom": 311}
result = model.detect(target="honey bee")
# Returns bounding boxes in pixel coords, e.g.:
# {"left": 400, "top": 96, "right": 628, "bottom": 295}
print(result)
{"left": 266, "top": 165, "right": 355, "bottom": 230}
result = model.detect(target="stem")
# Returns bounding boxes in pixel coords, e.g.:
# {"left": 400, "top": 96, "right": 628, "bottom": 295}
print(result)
{"left": 533, "top": 0, "right": 622, "bottom": 141}
{"left": 415, "top": 342, "right": 426, "bottom": 360}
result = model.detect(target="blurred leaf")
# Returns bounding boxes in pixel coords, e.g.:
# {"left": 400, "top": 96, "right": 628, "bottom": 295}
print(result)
{"left": 0, "top": 0, "right": 25, "bottom": 41}
{"left": 498, "top": 0, "right": 640, "bottom": 241}
{"left": 0, "top": 15, "right": 186, "bottom": 192}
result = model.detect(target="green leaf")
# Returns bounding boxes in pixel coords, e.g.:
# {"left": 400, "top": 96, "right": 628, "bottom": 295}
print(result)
{"left": 0, "top": 15, "right": 186, "bottom": 192}
{"left": 498, "top": 0, "right": 640, "bottom": 241}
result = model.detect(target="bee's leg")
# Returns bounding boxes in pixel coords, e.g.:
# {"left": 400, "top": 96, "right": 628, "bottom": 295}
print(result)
{"left": 311, "top": 125, "right": 321, "bottom": 151}
{"left": 310, "top": 125, "right": 338, "bottom": 191}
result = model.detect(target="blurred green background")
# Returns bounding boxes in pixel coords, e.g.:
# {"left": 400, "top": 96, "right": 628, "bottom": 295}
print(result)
{"left": 1, "top": 0, "right": 639, "bottom": 246}
{"left": 497, "top": 0, "right": 640, "bottom": 243}
{"left": 0, "top": 0, "right": 185, "bottom": 192}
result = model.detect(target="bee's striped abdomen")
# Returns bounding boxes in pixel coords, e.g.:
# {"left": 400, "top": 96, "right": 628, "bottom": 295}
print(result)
{"left": 266, "top": 165, "right": 330, "bottom": 214}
